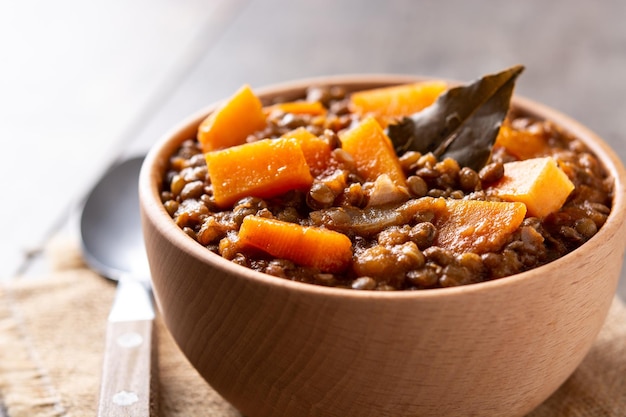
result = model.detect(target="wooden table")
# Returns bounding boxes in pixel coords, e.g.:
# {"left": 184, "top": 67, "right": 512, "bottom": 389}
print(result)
{"left": 4, "top": 0, "right": 624, "bottom": 296}
{"left": 1, "top": 1, "right": 625, "bottom": 415}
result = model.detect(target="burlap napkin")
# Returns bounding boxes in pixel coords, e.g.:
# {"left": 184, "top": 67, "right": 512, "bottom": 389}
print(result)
{"left": 0, "top": 235, "right": 625, "bottom": 417}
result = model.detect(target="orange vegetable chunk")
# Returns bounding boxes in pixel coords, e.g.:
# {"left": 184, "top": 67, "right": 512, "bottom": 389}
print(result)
{"left": 494, "top": 124, "right": 550, "bottom": 160}
{"left": 205, "top": 138, "right": 313, "bottom": 208}
{"left": 349, "top": 81, "right": 447, "bottom": 124}
{"left": 266, "top": 100, "right": 326, "bottom": 116}
{"left": 488, "top": 157, "right": 575, "bottom": 218}
{"left": 239, "top": 216, "right": 353, "bottom": 273}
{"left": 197, "top": 84, "right": 266, "bottom": 152}
{"left": 281, "top": 127, "right": 332, "bottom": 176}
{"left": 340, "top": 117, "right": 407, "bottom": 187}
{"left": 434, "top": 199, "right": 527, "bottom": 254}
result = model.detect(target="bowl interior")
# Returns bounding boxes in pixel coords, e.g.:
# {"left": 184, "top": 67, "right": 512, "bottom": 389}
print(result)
{"left": 142, "top": 74, "right": 626, "bottom": 299}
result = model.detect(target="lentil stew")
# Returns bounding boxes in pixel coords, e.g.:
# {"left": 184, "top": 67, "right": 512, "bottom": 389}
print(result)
{"left": 160, "top": 77, "right": 613, "bottom": 291}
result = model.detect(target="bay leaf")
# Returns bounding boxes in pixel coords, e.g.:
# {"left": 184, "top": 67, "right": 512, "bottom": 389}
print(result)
{"left": 386, "top": 65, "right": 524, "bottom": 171}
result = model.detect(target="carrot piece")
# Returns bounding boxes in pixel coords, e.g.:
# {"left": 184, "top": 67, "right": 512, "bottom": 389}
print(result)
{"left": 205, "top": 138, "right": 314, "bottom": 208}
{"left": 488, "top": 157, "right": 575, "bottom": 218}
{"left": 339, "top": 117, "right": 407, "bottom": 186}
{"left": 197, "top": 85, "right": 267, "bottom": 152}
{"left": 239, "top": 216, "right": 353, "bottom": 273}
{"left": 281, "top": 127, "right": 332, "bottom": 176}
{"left": 494, "top": 124, "right": 550, "bottom": 160}
{"left": 434, "top": 199, "right": 527, "bottom": 254}
{"left": 349, "top": 81, "right": 447, "bottom": 125}
{"left": 265, "top": 100, "right": 326, "bottom": 116}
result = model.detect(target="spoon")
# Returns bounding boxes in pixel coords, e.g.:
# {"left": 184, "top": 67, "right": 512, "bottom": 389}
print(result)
{"left": 80, "top": 156, "right": 156, "bottom": 416}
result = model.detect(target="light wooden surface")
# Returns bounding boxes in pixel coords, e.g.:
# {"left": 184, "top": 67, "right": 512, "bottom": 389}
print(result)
{"left": 3, "top": 0, "right": 625, "bottom": 298}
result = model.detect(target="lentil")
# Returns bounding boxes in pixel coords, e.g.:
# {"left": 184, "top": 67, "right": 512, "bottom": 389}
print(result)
{"left": 407, "top": 175, "right": 428, "bottom": 197}
{"left": 479, "top": 162, "right": 505, "bottom": 184}
{"left": 458, "top": 167, "right": 481, "bottom": 192}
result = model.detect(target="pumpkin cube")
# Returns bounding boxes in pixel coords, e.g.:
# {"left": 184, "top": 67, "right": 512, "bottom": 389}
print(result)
{"left": 489, "top": 157, "right": 575, "bottom": 218}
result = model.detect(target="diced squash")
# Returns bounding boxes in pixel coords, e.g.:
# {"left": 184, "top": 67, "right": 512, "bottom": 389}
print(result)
{"left": 265, "top": 100, "right": 326, "bottom": 116}
{"left": 205, "top": 138, "right": 313, "bottom": 208}
{"left": 197, "top": 84, "right": 266, "bottom": 152}
{"left": 494, "top": 124, "right": 550, "bottom": 160}
{"left": 488, "top": 157, "right": 575, "bottom": 218}
{"left": 239, "top": 216, "right": 353, "bottom": 273}
{"left": 349, "top": 81, "right": 448, "bottom": 125}
{"left": 339, "top": 117, "right": 407, "bottom": 187}
{"left": 281, "top": 127, "right": 332, "bottom": 176}
{"left": 434, "top": 199, "right": 527, "bottom": 254}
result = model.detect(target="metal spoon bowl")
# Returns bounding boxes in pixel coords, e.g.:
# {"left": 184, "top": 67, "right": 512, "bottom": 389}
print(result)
{"left": 80, "top": 156, "right": 156, "bottom": 416}
{"left": 81, "top": 156, "right": 149, "bottom": 280}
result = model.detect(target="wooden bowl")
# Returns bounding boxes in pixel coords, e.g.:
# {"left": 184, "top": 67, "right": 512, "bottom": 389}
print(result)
{"left": 139, "top": 75, "right": 626, "bottom": 417}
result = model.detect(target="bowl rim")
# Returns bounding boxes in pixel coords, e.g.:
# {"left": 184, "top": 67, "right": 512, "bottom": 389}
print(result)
{"left": 140, "top": 73, "right": 626, "bottom": 300}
